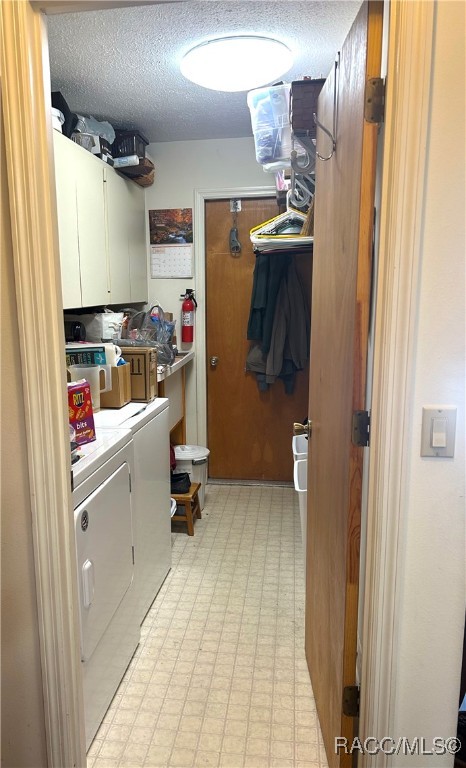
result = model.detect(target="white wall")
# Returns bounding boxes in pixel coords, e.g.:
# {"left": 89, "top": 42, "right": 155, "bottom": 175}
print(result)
{"left": 144, "top": 137, "right": 270, "bottom": 443}
{"left": 391, "top": 1, "right": 465, "bottom": 762}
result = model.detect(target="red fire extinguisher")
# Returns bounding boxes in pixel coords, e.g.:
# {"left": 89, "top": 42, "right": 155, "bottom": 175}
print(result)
{"left": 180, "top": 289, "right": 197, "bottom": 343}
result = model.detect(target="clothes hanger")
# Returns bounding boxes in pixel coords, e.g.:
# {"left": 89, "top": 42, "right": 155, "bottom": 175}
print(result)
{"left": 249, "top": 206, "right": 313, "bottom": 251}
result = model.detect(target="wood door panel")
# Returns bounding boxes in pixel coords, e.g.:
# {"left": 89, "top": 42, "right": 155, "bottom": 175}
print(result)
{"left": 206, "top": 198, "right": 311, "bottom": 481}
{"left": 305, "top": 3, "right": 383, "bottom": 766}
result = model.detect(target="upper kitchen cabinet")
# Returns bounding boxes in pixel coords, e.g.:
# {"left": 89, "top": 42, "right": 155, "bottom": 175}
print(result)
{"left": 53, "top": 131, "right": 148, "bottom": 309}
{"left": 105, "top": 168, "right": 147, "bottom": 304}
{"left": 104, "top": 167, "right": 131, "bottom": 305}
{"left": 126, "top": 181, "right": 148, "bottom": 303}
{"left": 75, "top": 141, "right": 109, "bottom": 307}
{"left": 53, "top": 130, "right": 82, "bottom": 309}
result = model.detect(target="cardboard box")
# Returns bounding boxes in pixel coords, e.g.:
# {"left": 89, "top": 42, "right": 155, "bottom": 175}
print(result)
{"left": 67, "top": 380, "right": 95, "bottom": 445}
{"left": 100, "top": 363, "right": 132, "bottom": 409}
{"left": 120, "top": 347, "right": 157, "bottom": 402}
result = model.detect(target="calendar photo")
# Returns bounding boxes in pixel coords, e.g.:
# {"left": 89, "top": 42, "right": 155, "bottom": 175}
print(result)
{"left": 148, "top": 208, "right": 193, "bottom": 245}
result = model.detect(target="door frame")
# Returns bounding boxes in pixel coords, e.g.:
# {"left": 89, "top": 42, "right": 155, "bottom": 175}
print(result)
{"left": 2, "top": 1, "right": 439, "bottom": 766}
{"left": 193, "top": 185, "right": 275, "bottom": 447}
{"left": 359, "top": 1, "right": 435, "bottom": 762}
{"left": 1, "top": 2, "right": 86, "bottom": 766}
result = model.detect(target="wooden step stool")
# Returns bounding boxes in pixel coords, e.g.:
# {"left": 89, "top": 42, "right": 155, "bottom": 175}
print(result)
{"left": 171, "top": 482, "right": 202, "bottom": 536}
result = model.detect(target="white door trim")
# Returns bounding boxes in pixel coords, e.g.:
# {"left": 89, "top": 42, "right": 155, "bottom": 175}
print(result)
{"left": 359, "top": 1, "right": 435, "bottom": 762}
{"left": 1, "top": 2, "right": 86, "bottom": 765}
{"left": 193, "top": 186, "right": 275, "bottom": 447}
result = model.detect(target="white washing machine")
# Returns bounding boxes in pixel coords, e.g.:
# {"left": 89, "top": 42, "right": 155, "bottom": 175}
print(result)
{"left": 94, "top": 398, "right": 172, "bottom": 625}
{"left": 72, "top": 428, "right": 140, "bottom": 750}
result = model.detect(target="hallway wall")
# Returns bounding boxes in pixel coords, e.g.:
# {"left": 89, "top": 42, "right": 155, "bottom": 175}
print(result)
{"left": 391, "top": 0, "right": 465, "bottom": 760}
{"left": 144, "top": 137, "right": 271, "bottom": 443}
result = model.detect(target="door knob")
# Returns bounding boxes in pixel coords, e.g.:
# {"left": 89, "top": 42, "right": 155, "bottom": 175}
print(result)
{"left": 293, "top": 420, "right": 312, "bottom": 438}
{"left": 210, "top": 356, "right": 219, "bottom": 368}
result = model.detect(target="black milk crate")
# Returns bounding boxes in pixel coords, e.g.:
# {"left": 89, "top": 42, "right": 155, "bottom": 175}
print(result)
{"left": 112, "top": 129, "right": 149, "bottom": 161}
{"left": 290, "top": 79, "right": 325, "bottom": 140}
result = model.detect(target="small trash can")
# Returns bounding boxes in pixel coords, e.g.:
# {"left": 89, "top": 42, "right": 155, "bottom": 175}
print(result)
{"left": 174, "top": 445, "right": 210, "bottom": 510}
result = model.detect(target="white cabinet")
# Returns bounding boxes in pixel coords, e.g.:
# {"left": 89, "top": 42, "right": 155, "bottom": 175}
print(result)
{"left": 53, "top": 131, "right": 81, "bottom": 309}
{"left": 75, "top": 143, "right": 109, "bottom": 308}
{"left": 104, "top": 168, "right": 147, "bottom": 304}
{"left": 127, "top": 181, "right": 148, "bottom": 302}
{"left": 104, "top": 168, "right": 131, "bottom": 305}
{"left": 54, "top": 131, "right": 148, "bottom": 309}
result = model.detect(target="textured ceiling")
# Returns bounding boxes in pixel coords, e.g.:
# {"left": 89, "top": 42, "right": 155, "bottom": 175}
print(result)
{"left": 47, "top": 1, "right": 361, "bottom": 143}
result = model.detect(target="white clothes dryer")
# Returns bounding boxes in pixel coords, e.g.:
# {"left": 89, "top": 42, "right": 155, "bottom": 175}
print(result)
{"left": 94, "top": 398, "right": 171, "bottom": 625}
{"left": 72, "top": 428, "right": 140, "bottom": 750}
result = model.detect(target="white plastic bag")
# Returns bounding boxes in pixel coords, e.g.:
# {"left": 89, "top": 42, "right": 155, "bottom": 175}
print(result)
{"left": 64, "top": 311, "right": 124, "bottom": 342}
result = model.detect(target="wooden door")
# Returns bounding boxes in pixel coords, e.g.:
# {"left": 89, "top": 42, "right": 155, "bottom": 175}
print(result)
{"left": 206, "top": 198, "right": 311, "bottom": 481}
{"left": 305, "top": 3, "right": 383, "bottom": 766}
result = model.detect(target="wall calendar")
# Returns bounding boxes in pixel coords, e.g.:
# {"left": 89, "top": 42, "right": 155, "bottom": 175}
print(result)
{"left": 148, "top": 208, "right": 193, "bottom": 278}
{"left": 150, "top": 245, "right": 193, "bottom": 279}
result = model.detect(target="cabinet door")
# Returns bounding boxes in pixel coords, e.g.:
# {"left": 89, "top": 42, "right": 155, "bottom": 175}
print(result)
{"left": 53, "top": 132, "right": 82, "bottom": 309}
{"left": 127, "top": 182, "right": 148, "bottom": 302}
{"left": 75, "top": 145, "right": 110, "bottom": 307}
{"left": 104, "top": 168, "right": 131, "bottom": 304}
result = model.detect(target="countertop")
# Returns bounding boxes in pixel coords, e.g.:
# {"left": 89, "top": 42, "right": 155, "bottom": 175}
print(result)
{"left": 157, "top": 350, "right": 194, "bottom": 382}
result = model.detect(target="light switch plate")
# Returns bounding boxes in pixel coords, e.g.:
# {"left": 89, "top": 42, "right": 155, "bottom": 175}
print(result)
{"left": 421, "top": 406, "right": 457, "bottom": 458}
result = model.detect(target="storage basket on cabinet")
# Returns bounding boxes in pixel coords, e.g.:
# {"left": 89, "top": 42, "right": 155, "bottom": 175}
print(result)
{"left": 112, "top": 129, "right": 149, "bottom": 161}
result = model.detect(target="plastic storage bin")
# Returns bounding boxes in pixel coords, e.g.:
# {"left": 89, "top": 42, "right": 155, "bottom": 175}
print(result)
{"left": 293, "top": 458, "right": 307, "bottom": 566}
{"left": 247, "top": 83, "right": 292, "bottom": 165}
{"left": 292, "top": 434, "right": 308, "bottom": 461}
{"left": 174, "top": 445, "right": 210, "bottom": 511}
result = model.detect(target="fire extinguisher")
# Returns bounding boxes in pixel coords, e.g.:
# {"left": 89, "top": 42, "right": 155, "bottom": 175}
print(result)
{"left": 180, "top": 289, "right": 197, "bottom": 343}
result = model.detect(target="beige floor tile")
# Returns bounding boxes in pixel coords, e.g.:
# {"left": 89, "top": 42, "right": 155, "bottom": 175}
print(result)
{"left": 205, "top": 702, "right": 228, "bottom": 720}
{"left": 94, "top": 759, "right": 121, "bottom": 768}
{"left": 271, "top": 739, "right": 295, "bottom": 759}
{"left": 198, "top": 733, "right": 223, "bottom": 752}
{"left": 121, "top": 741, "right": 149, "bottom": 764}
{"left": 89, "top": 484, "right": 327, "bottom": 768}
{"left": 296, "top": 741, "right": 321, "bottom": 761}
{"left": 243, "top": 756, "right": 268, "bottom": 768}
{"left": 157, "top": 713, "right": 182, "bottom": 731}
{"left": 194, "top": 751, "right": 221, "bottom": 767}
{"left": 221, "top": 736, "right": 246, "bottom": 755}
{"left": 144, "top": 744, "right": 172, "bottom": 766}
{"left": 245, "top": 737, "right": 269, "bottom": 756}
{"left": 150, "top": 729, "right": 177, "bottom": 747}
{"left": 183, "top": 701, "right": 207, "bottom": 718}
{"left": 219, "top": 751, "right": 244, "bottom": 767}
{"left": 174, "top": 731, "right": 200, "bottom": 750}
{"left": 223, "top": 720, "right": 247, "bottom": 738}
{"left": 169, "top": 747, "right": 196, "bottom": 766}
{"left": 98, "top": 740, "right": 126, "bottom": 760}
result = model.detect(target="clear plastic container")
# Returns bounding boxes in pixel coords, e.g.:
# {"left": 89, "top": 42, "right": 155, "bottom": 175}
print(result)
{"left": 247, "top": 83, "right": 292, "bottom": 165}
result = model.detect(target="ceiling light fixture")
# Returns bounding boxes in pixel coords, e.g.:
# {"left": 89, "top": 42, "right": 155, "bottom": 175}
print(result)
{"left": 180, "top": 36, "right": 293, "bottom": 92}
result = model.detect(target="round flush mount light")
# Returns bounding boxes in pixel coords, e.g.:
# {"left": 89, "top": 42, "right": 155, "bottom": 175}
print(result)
{"left": 180, "top": 36, "right": 293, "bottom": 92}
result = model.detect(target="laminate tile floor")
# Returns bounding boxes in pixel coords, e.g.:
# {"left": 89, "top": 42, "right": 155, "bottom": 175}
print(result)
{"left": 88, "top": 483, "right": 327, "bottom": 768}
